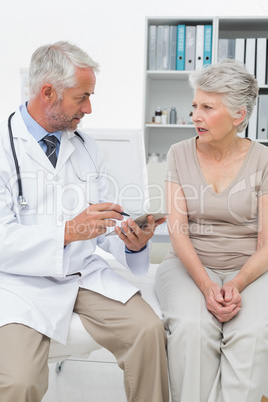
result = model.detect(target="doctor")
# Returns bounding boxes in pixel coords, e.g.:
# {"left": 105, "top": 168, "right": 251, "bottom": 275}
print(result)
{"left": 0, "top": 41, "right": 169, "bottom": 402}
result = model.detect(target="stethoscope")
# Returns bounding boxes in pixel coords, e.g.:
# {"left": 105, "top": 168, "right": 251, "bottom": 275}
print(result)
{"left": 8, "top": 112, "right": 100, "bottom": 210}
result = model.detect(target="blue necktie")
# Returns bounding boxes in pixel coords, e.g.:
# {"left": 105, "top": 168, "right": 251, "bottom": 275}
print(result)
{"left": 43, "top": 135, "right": 58, "bottom": 167}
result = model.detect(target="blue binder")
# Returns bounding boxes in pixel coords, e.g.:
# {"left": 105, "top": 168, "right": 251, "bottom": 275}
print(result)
{"left": 176, "top": 25, "right": 185, "bottom": 70}
{"left": 204, "top": 25, "right": 212, "bottom": 66}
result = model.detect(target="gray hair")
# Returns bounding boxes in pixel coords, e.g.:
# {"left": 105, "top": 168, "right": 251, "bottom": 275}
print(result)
{"left": 29, "top": 41, "right": 100, "bottom": 99}
{"left": 189, "top": 59, "right": 259, "bottom": 132}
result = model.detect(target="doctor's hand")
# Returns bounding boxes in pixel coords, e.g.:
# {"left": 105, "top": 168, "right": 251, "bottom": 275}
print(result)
{"left": 114, "top": 215, "right": 166, "bottom": 252}
{"left": 64, "top": 202, "right": 124, "bottom": 245}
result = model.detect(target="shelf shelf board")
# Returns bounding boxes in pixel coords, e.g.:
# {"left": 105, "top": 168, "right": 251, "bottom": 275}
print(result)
{"left": 146, "top": 123, "right": 195, "bottom": 129}
{"left": 147, "top": 70, "right": 191, "bottom": 80}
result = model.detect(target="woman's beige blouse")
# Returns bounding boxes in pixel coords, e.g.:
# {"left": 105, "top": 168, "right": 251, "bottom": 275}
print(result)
{"left": 166, "top": 136, "right": 268, "bottom": 270}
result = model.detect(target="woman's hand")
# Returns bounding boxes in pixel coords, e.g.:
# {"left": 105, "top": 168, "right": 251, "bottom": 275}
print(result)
{"left": 221, "top": 281, "right": 242, "bottom": 308}
{"left": 203, "top": 282, "right": 241, "bottom": 323}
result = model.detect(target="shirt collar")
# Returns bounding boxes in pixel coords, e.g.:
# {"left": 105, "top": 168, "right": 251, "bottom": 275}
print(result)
{"left": 19, "top": 103, "right": 62, "bottom": 143}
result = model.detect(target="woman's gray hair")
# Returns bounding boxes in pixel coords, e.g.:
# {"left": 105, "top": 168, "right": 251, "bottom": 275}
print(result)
{"left": 29, "top": 41, "right": 100, "bottom": 99}
{"left": 189, "top": 59, "right": 259, "bottom": 132}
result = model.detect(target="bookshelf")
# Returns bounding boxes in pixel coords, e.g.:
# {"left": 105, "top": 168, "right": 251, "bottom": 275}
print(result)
{"left": 144, "top": 17, "right": 215, "bottom": 163}
{"left": 143, "top": 16, "right": 268, "bottom": 165}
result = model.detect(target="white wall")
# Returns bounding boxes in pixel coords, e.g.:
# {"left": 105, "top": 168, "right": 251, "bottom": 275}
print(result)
{"left": 0, "top": 0, "right": 267, "bottom": 129}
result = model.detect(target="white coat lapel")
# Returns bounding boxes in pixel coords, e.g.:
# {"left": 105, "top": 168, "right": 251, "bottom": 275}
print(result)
{"left": 11, "top": 110, "right": 75, "bottom": 172}
{"left": 56, "top": 132, "right": 75, "bottom": 172}
{"left": 11, "top": 108, "right": 55, "bottom": 171}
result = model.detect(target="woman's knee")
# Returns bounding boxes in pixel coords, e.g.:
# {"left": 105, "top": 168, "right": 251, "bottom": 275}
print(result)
{"left": 168, "top": 312, "right": 220, "bottom": 342}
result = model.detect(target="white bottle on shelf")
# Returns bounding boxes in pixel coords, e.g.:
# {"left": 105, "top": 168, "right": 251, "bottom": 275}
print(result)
{"left": 161, "top": 107, "right": 168, "bottom": 124}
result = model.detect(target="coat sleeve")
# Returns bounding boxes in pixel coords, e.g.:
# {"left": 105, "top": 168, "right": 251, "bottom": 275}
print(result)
{"left": 97, "top": 233, "right": 151, "bottom": 276}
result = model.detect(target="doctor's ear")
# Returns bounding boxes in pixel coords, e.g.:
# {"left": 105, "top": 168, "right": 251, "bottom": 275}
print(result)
{"left": 41, "top": 83, "right": 57, "bottom": 103}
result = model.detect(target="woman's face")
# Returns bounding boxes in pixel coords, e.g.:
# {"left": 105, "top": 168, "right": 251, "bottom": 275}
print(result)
{"left": 191, "top": 88, "right": 237, "bottom": 144}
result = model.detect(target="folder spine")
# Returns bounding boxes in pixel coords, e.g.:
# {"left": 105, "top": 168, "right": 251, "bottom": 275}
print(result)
{"left": 148, "top": 25, "right": 157, "bottom": 70}
{"left": 256, "top": 38, "right": 267, "bottom": 87}
{"left": 162, "top": 25, "right": 170, "bottom": 70}
{"left": 185, "top": 26, "right": 196, "bottom": 71}
{"left": 257, "top": 94, "right": 268, "bottom": 140}
{"left": 204, "top": 25, "right": 212, "bottom": 66}
{"left": 156, "top": 26, "right": 164, "bottom": 70}
{"left": 195, "top": 25, "right": 204, "bottom": 70}
{"left": 176, "top": 25, "right": 185, "bottom": 71}
{"left": 235, "top": 38, "right": 245, "bottom": 63}
{"left": 245, "top": 38, "right": 256, "bottom": 76}
{"left": 169, "top": 26, "right": 178, "bottom": 70}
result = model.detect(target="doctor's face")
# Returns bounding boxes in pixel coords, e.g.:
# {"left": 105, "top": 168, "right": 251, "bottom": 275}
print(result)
{"left": 45, "top": 67, "right": 96, "bottom": 132}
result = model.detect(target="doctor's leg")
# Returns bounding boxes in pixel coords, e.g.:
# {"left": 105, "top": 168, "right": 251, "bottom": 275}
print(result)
{"left": 0, "top": 323, "right": 50, "bottom": 402}
{"left": 74, "top": 288, "right": 169, "bottom": 402}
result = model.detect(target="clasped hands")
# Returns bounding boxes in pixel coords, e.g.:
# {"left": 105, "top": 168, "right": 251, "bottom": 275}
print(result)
{"left": 204, "top": 281, "right": 242, "bottom": 323}
{"left": 64, "top": 202, "right": 166, "bottom": 251}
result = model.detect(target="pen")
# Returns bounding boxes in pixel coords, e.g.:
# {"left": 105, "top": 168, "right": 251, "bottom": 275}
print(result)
{"left": 88, "top": 202, "right": 130, "bottom": 217}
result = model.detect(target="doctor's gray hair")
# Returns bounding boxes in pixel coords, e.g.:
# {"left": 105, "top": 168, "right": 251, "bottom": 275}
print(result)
{"left": 189, "top": 59, "right": 259, "bottom": 132}
{"left": 29, "top": 41, "right": 100, "bottom": 99}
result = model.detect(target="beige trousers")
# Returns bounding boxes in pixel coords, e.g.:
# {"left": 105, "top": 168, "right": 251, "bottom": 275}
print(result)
{"left": 0, "top": 324, "right": 50, "bottom": 402}
{"left": 155, "top": 257, "right": 268, "bottom": 402}
{"left": 0, "top": 289, "right": 169, "bottom": 402}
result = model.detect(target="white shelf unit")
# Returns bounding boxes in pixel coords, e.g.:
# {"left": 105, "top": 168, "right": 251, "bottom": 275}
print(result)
{"left": 143, "top": 17, "right": 216, "bottom": 162}
{"left": 143, "top": 16, "right": 268, "bottom": 162}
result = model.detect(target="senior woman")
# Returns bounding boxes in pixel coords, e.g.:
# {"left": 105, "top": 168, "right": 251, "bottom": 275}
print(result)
{"left": 155, "top": 59, "right": 268, "bottom": 402}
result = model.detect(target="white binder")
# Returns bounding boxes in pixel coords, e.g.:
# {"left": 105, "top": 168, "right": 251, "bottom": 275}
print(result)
{"left": 235, "top": 38, "right": 245, "bottom": 63}
{"left": 185, "top": 26, "right": 196, "bottom": 70}
{"left": 195, "top": 25, "right": 204, "bottom": 70}
{"left": 169, "top": 26, "right": 177, "bottom": 70}
{"left": 245, "top": 38, "right": 256, "bottom": 75}
{"left": 257, "top": 94, "right": 268, "bottom": 140}
{"left": 247, "top": 104, "right": 257, "bottom": 140}
{"left": 218, "top": 39, "right": 228, "bottom": 61}
{"left": 156, "top": 26, "right": 164, "bottom": 70}
{"left": 256, "top": 38, "right": 267, "bottom": 87}
{"left": 148, "top": 25, "right": 157, "bottom": 70}
{"left": 162, "top": 25, "right": 170, "bottom": 70}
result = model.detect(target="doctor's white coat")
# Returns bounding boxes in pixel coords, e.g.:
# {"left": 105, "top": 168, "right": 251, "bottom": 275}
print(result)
{"left": 0, "top": 108, "right": 150, "bottom": 344}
